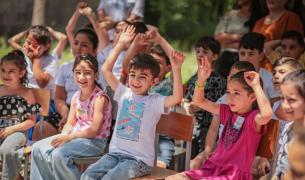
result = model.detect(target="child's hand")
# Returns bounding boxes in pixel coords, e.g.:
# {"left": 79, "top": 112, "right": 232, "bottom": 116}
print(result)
{"left": 257, "top": 157, "right": 270, "bottom": 176}
{"left": 170, "top": 50, "right": 185, "bottom": 71}
{"left": 146, "top": 29, "right": 162, "bottom": 44}
{"left": 189, "top": 101, "right": 202, "bottom": 113}
{"left": 130, "top": 33, "right": 151, "bottom": 53}
{"left": 197, "top": 56, "right": 212, "bottom": 84}
{"left": 51, "top": 134, "right": 72, "bottom": 148}
{"left": 79, "top": 6, "right": 94, "bottom": 17}
{"left": 244, "top": 71, "right": 260, "bottom": 87}
{"left": 117, "top": 25, "right": 136, "bottom": 48}
{"left": 77, "top": 1, "right": 88, "bottom": 11}
{"left": 190, "top": 151, "right": 211, "bottom": 170}
{"left": 23, "top": 44, "right": 41, "bottom": 60}
{"left": 0, "top": 127, "right": 14, "bottom": 139}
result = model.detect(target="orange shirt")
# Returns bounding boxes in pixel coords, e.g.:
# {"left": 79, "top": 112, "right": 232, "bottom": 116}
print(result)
{"left": 253, "top": 11, "right": 304, "bottom": 41}
{"left": 260, "top": 56, "right": 273, "bottom": 72}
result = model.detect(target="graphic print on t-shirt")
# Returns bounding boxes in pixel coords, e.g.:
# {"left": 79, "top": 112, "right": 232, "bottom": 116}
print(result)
{"left": 117, "top": 99, "right": 145, "bottom": 141}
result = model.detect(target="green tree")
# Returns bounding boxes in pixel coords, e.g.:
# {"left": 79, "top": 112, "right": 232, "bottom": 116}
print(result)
{"left": 145, "top": 0, "right": 231, "bottom": 50}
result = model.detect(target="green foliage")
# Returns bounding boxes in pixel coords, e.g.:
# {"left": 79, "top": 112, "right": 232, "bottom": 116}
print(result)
{"left": 145, "top": 0, "right": 229, "bottom": 50}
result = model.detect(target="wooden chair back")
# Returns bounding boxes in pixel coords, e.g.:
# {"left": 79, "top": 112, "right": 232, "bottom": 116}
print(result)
{"left": 33, "top": 88, "right": 50, "bottom": 116}
{"left": 257, "top": 119, "right": 279, "bottom": 159}
{"left": 157, "top": 112, "right": 193, "bottom": 142}
{"left": 156, "top": 112, "right": 194, "bottom": 170}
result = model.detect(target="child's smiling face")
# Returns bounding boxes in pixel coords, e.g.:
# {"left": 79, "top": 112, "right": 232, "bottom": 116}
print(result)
{"left": 280, "top": 81, "right": 305, "bottom": 121}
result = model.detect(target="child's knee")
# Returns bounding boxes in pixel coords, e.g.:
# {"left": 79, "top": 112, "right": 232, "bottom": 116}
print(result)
{"left": 0, "top": 146, "right": 11, "bottom": 157}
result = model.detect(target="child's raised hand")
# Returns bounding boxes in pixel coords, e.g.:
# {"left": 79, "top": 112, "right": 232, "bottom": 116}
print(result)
{"left": 117, "top": 25, "right": 136, "bottom": 47}
{"left": 23, "top": 43, "right": 41, "bottom": 60}
{"left": 244, "top": 71, "right": 260, "bottom": 87}
{"left": 170, "top": 50, "right": 185, "bottom": 70}
{"left": 197, "top": 56, "right": 212, "bottom": 83}
{"left": 130, "top": 33, "right": 151, "bottom": 53}
{"left": 79, "top": 6, "right": 94, "bottom": 16}
{"left": 77, "top": 1, "right": 88, "bottom": 11}
{"left": 146, "top": 29, "right": 162, "bottom": 44}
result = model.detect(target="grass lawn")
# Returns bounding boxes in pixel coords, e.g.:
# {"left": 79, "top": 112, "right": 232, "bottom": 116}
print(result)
{"left": 0, "top": 38, "right": 197, "bottom": 84}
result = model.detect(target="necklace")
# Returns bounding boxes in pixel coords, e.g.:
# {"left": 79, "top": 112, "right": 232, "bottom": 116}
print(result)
{"left": 264, "top": 10, "right": 286, "bottom": 25}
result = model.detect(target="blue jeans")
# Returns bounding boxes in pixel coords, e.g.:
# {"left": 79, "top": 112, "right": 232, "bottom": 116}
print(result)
{"left": 81, "top": 152, "right": 152, "bottom": 180}
{"left": 30, "top": 135, "right": 107, "bottom": 180}
{"left": 157, "top": 135, "right": 175, "bottom": 166}
{"left": 0, "top": 132, "right": 27, "bottom": 180}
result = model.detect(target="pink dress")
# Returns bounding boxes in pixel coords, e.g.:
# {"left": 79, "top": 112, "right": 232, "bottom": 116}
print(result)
{"left": 185, "top": 104, "right": 265, "bottom": 180}
{"left": 73, "top": 86, "right": 112, "bottom": 139}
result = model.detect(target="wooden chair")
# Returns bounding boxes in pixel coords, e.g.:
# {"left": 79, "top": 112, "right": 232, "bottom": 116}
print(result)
{"left": 134, "top": 112, "right": 194, "bottom": 180}
{"left": 256, "top": 119, "right": 279, "bottom": 160}
{"left": 24, "top": 88, "right": 51, "bottom": 180}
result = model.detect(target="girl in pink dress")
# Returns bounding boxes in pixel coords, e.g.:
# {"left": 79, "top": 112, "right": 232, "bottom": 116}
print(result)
{"left": 166, "top": 56, "right": 272, "bottom": 180}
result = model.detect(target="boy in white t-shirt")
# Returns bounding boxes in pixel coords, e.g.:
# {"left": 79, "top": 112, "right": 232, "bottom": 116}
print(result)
{"left": 81, "top": 26, "right": 184, "bottom": 180}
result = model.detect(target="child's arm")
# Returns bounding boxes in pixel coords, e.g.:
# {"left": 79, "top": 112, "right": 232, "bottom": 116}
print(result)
{"left": 46, "top": 26, "right": 67, "bottom": 58}
{"left": 192, "top": 57, "right": 220, "bottom": 115}
{"left": 102, "top": 25, "right": 135, "bottom": 91}
{"left": 54, "top": 85, "right": 69, "bottom": 130}
{"left": 79, "top": 5, "right": 110, "bottom": 52}
{"left": 65, "top": 2, "right": 84, "bottom": 47}
{"left": 7, "top": 30, "right": 27, "bottom": 50}
{"left": 244, "top": 71, "right": 272, "bottom": 129}
{"left": 120, "top": 33, "right": 150, "bottom": 83}
{"left": 164, "top": 51, "right": 184, "bottom": 108}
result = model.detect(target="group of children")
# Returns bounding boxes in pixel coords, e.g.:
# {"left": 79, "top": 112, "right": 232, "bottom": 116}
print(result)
{"left": 0, "top": 2, "right": 304, "bottom": 180}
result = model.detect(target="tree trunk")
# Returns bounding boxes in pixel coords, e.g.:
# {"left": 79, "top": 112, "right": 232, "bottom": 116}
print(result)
{"left": 32, "top": 0, "right": 46, "bottom": 25}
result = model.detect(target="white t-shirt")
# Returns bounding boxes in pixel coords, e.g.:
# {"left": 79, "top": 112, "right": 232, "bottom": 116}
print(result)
{"left": 109, "top": 83, "right": 169, "bottom": 166}
{"left": 26, "top": 54, "right": 58, "bottom": 99}
{"left": 259, "top": 68, "right": 279, "bottom": 99}
{"left": 55, "top": 61, "right": 78, "bottom": 105}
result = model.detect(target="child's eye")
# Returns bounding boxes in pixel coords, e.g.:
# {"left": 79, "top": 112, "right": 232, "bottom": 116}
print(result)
{"left": 288, "top": 99, "right": 296, "bottom": 104}
{"left": 234, "top": 92, "right": 239, "bottom": 96}
{"left": 129, "top": 74, "right": 135, "bottom": 78}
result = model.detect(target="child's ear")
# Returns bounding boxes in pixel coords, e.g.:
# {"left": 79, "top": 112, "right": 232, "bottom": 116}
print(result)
{"left": 20, "top": 69, "right": 26, "bottom": 78}
{"left": 151, "top": 77, "right": 160, "bottom": 86}
{"left": 259, "top": 51, "right": 265, "bottom": 61}
{"left": 212, "top": 54, "right": 219, "bottom": 61}
{"left": 249, "top": 93, "right": 257, "bottom": 103}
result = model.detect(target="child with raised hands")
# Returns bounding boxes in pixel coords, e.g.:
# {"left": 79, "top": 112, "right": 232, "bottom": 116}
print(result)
{"left": 81, "top": 25, "right": 184, "bottom": 180}
{"left": 8, "top": 25, "right": 67, "bottom": 60}
{"left": 0, "top": 50, "right": 40, "bottom": 180}
{"left": 30, "top": 55, "right": 112, "bottom": 180}
{"left": 166, "top": 56, "right": 272, "bottom": 180}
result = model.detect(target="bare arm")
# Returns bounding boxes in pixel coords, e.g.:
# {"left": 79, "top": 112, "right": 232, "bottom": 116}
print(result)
{"left": 55, "top": 85, "right": 69, "bottom": 129}
{"left": 80, "top": 6, "right": 110, "bottom": 52}
{"left": 120, "top": 33, "right": 150, "bottom": 84}
{"left": 164, "top": 51, "right": 184, "bottom": 108}
{"left": 244, "top": 72, "right": 272, "bottom": 130}
{"left": 47, "top": 27, "right": 67, "bottom": 58}
{"left": 192, "top": 57, "right": 220, "bottom": 115}
{"left": 65, "top": 2, "right": 84, "bottom": 47}
{"left": 204, "top": 115, "right": 220, "bottom": 153}
{"left": 7, "top": 30, "right": 27, "bottom": 50}
{"left": 32, "top": 58, "right": 52, "bottom": 88}
{"left": 102, "top": 25, "right": 135, "bottom": 91}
